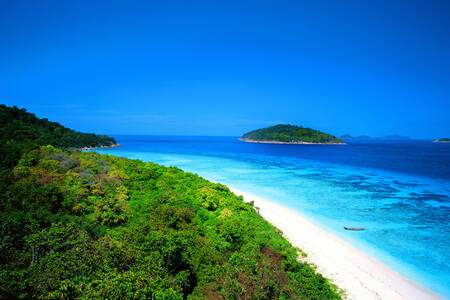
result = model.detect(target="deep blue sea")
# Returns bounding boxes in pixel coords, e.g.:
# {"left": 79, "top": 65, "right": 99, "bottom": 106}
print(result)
{"left": 93, "top": 135, "right": 450, "bottom": 298}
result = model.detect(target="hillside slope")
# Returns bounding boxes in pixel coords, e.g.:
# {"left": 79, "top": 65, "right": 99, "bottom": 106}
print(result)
{"left": 0, "top": 104, "right": 116, "bottom": 170}
{"left": 0, "top": 106, "right": 340, "bottom": 299}
{"left": 241, "top": 124, "right": 344, "bottom": 144}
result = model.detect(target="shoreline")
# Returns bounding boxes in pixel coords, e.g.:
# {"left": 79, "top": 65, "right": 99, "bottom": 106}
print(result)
{"left": 239, "top": 138, "right": 346, "bottom": 145}
{"left": 433, "top": 140, "right": 450, "bottom": 143}
{"left": 228, "top": 186, "right": 443, "bottom": 300}
{"left": 79, "top": 143, "right": 121, "bottom": 151}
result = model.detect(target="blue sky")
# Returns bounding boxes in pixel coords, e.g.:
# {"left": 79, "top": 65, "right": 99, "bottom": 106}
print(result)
{"left": 1, "top": 0, "right": 449, "bottom": 138}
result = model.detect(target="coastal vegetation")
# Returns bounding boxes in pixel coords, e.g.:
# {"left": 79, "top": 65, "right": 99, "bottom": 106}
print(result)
{"left": 241, "top": 124, "right": 344, "bottom": 144}
{"left": 0, "top": 105, "right": 340, "bottom": 299}
{"left": 0, "top": 105, "right": 116, "bottom": 170}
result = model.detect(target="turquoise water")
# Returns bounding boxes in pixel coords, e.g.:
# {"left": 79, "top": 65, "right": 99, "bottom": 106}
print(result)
{"left": 92, "top": 136, "right": 450, "bottom": 298}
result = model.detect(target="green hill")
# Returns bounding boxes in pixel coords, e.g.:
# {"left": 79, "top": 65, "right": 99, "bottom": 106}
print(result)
{"left": 0, "top": 106, "right": 340, "bottom": 299}
{"left": 0, "top": 104, "right": 116, "bottom": 171}
{"left": 0, "top": 104, "right": 116, "bottom": 148}
{"left": 241, "top": 124, "right": 344, "bottom": 144}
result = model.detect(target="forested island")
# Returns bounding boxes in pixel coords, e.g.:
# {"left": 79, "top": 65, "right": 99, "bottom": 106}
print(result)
{"left": 0, "top": 105, "right": 340, "bottom": 299}
{"left": 241, "top": 124, "right": 345, "bottom": 144}
{"left": 433, "top": 138, "right": 450, "bottom": 143}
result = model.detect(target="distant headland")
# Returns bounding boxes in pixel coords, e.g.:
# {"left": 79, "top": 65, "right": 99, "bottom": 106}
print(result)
{"left": 433, "top": 138, "right": 450, "bottom": 143}
{"left": 341, "top": 134, "right": 411, "bottom": 140}
{"left": 240, "top": 124, "right": 345, "bottom": 144}
{"left": 0, "top": 104, "right": 117, "bottom": 149}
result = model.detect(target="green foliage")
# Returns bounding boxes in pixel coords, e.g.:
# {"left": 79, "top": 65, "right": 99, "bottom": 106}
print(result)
{"left": 1, "top": 147, "right": 340, "bottom": 299}
{"left": 0, "top": 104, "right": 116, "bottom": 174}
{"left": 242, "top": 124, "right": 344, "bottom": 144}
{"left": 0, "top": 106, "right": 340, "bottom": 299}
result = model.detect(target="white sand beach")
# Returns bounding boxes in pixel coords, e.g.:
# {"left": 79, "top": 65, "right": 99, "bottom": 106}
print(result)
{"left": 229, "top": 187, "right": 443, "bottom": 300}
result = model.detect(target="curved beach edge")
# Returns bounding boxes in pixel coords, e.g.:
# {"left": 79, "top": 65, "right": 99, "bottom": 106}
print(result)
{"left": 229, "top": 186, "right": 444, "bottom": 300}
{"left": 239, "top": 138, "right": 347, "bottom": 145}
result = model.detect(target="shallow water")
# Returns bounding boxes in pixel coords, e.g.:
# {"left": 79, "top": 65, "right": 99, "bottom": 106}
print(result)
{"left": 93, "top": 135, "right": 450, "bottom": 298}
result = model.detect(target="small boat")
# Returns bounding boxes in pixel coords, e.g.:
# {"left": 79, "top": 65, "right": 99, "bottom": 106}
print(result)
{"left": 344, "top": 227, "right": 365, "bottom": 231}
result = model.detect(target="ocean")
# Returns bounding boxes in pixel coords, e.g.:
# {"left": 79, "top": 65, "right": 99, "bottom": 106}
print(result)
{"left": 92, "top": 135, "right": 450, "bottom": 298}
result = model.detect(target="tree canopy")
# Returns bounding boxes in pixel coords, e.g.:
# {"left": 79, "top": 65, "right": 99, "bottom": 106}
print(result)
{"left": 0, "top": 106, "right": 341, "bottom": 299}
{"left": 0, "top": 104, "right": 116, "bottom": 171}
{"left": 242, "top": 124, "right": 344, "bottom": 144}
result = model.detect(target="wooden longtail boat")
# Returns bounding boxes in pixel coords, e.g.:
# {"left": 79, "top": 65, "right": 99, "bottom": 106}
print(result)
{"left": 344, "top": 227, "right": 365, "bottom": 231}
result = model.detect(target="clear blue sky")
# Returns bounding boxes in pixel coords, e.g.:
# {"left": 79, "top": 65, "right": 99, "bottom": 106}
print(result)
{"left": 1, "top": 0, "right": 449, "bottom": 138}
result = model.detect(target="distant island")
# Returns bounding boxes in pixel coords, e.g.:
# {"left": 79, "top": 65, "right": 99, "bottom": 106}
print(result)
{"left": 433, "top": 138, "right": 450, "bottom": 143}
{"left": 341, "top": 134, "right": 411, "bottom": 140}
{"left": 240, "top": 124, "right": 345, "bottom": 144}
